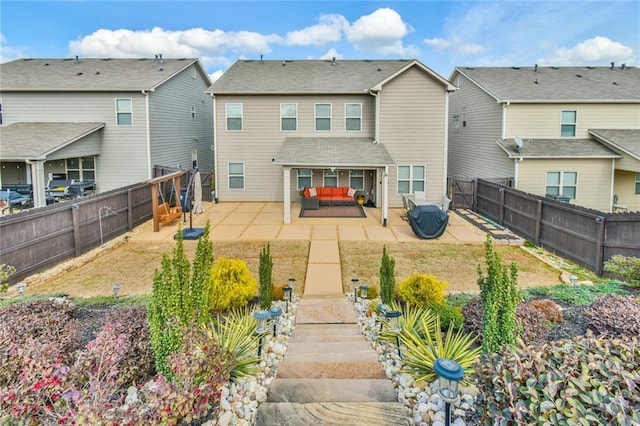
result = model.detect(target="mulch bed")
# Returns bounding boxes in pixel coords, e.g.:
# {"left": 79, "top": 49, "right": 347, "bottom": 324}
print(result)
{"left": 299, "top": 204, "right": 366, "bottom": 218}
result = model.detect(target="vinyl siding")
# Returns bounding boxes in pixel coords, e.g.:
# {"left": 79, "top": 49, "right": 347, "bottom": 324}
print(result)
{"left": 505, "top": 103, "right": 640, "bottom": 139}
{"left": 149, "top": 64, "right": 214, "bottom": 171}
{"left": 613, "top": 169, "right": 640, "bottom": 212}
{"left": 1, "top": 91, "right": 148, "bottom": 191}
{"left": 447, "top": 72, "right": 512, "bottom": 180}
{"left": 615, "top": 153, "right": 640, "bottom": 172}
{"left": 379, "top": 66, "right": 448, "bottom": 207}
{"left": 214, "top": 94, "right": 375, "bottom": 201}
{"left": 517, "top": 158, "right": 613, "bottom": 211}
{"left": 46, "top": 131, "right": 102, "bottom": 161}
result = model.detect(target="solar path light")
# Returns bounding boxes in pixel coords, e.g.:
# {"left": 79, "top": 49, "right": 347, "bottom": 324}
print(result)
{"left": 434, "top": 358, "right": 464, "bottom": 426}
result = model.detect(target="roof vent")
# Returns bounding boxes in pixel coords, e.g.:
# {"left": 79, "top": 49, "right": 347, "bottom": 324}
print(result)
{"left": 534, "top": 79, "right": 539, "bottom": 84}
{"left": 551, "top": 66, "right": 559, "bottom": 70}
{"left": 576, "top": 74, "right": 582, "bottom": 78}
{"left": 75, "top": 55, "right": 79, "bottom": 64}
{"left": 260, "top": 54, "right": 264, "bottom": 64}
{"left": 76, "top": 72, "right": 83, "bottom": 76}
{"left": 534, "top": 64, "right": 538, "bottom": 72}
{"left": 621, "top": 63, "right": 626, "bottom": 70}
{"left": 377, "top": 66, "right": 381, "bottom": 71}
{"left": 331, "top": 57, "right": 336, "bottom": 66}
{"left": 95, "top": 68, "right": 100, "bottom": 75}
{"left": 512, "top": 66, "right": 520, "bottom": 70}
{"left": 610, "top": 62, "right": 615, "bottom": 70}
{"left": 282, "top": 60, "right": 286, "bottom": 66}
{"left": 613, "top": 81, "right": 618, "bottom": 85}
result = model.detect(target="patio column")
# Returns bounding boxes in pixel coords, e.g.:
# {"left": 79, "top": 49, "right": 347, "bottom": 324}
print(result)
{"left": 283, "top": 167, "right": 291, "bottom": 224}
{"left": 382, "top": 166, "right": 389, "bottom": 226}
{"left": 27, "top": 160, "right": 47, "bottom": 208}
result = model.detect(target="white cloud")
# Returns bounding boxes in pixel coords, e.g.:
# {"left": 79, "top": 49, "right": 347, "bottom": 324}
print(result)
{"left": 69, "top": 27, "right": 283, "bottom": 66}
{"left": 286, "top": 14, "right": 348, "bottom": 46}
{"left": 208, "top": 70, "right": 224, "bottom": 83}
{"left": 344, "top": 8, "right": 417, "bottom": 56}
{"left": 424, "top": 37, "right": 485, "bottom": 55}
{"left": 0, "top": 33, "right": 26, "bottom": 64}
{"left": 318, "top": 48, "right": 343, "bottom": 60}
{"left": 538, "top": 36, "right": 635, "bottom": 66}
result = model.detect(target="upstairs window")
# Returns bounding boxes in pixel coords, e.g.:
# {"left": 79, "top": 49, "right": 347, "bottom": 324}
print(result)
{"left": 281, "top": 103, "right": 297, "bottom": 131}
{"left": 561, "top": 110, "right": 577, "bottom": 137}
{"left": 115, "top": 99, "right": 132, "bottom": 125}
{"left": 397, "top": 165, "right": 425, "bottom": 194}
{"left": 546, "top": 171, "right": 577, "bottom": 198}
{"left": 226, "top": 103, "right": 243, "bottom": 131}
{"left": 349, "top": 170, "right": 364, "bottom": 190}
{"left": 315, "top": 103, "right": 331, "bottom": 131}
{"left": 297, "top": 169, "right": 312, "bottom": 190}
{"left": 453, "top": 114, "right": 462, "bottom": 130}
{"left": 345, "top": 103, "right": 361, "bottom": 131}
{"left": 191, "top": 106, "right": 197, "bottom": 119}
{"left": 228, "top": 162, "right": 245, "bottom": 189}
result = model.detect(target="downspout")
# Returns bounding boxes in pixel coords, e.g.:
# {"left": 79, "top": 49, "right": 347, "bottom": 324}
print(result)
{"left": 609, "top": 158, "right": 615, "bottom": 212}
{"left": 211, "top": 93, "right": 218, "bottom": 202}
{"left": 382, "top": 166, "right": 389, "bottom": 226}
{"left": 369, "top": 89, "right": 380, "bottom": 143}
{"left": 142, "top": 90, "right": 152, "bottom": 178}
{"left": 443, "top": 91, "right": 451, "bottom": 195}
{"left": 501, "top": 101, "right": 510, "bottom": 139}
{"left": 513, "top": 157, "right": 522, "bottom": 189}
{"left": 370, "top": 89, "right": 386, "bottom": 224}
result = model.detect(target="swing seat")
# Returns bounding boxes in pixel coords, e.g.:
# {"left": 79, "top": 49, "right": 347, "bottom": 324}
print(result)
{"left": 157, "top": 202, "right": 182, "bottom": 224}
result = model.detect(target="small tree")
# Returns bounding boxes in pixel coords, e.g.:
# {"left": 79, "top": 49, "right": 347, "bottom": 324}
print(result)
{"left": 604, "top": 255, "right": 640, "bottom": 288}
{"left": 259, "top": 242, "right": 274, "bottom": 309}
{"left": 147, "top": 223, "right": 213, "bottom": 376}
{"left": 379, "top": 246, "right": 396, "bottom": 305}
{"left": 0, "top": 264, "right": 16, "bottom": 293}
{"left": 477, "top": 235, "right": 520, "bottom": 353}
{"left": 208, "top": 258, "right": 257, "bottom": 313}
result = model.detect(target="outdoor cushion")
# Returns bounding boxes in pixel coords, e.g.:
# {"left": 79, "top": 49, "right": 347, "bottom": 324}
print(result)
{"left": 309, "top": 187, "right": 317, "bottom": 197}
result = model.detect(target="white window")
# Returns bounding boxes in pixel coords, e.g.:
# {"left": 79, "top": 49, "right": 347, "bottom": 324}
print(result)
{"left": 191, "top": 106, "right": 197, "bottom": 119}
{"left": 66, "top": 157, "right": 95, "bottom": 181}
{"left": 349, "top": 170, "right": 364, "bottom": 190}
{"left": 561, "top": 110, "right": 577, "bottom": 137}
{"left": 315, "top": 103, "right": 331, "bottom": 131}
{"left": 546, "top": 171, "right": 577, "bottom": 199}
{"left": 323, "top": 169, "right": 338, "bottom": 187}
{"left": 635, "top": 173, "right": 640, "bottom": 195}
{"left": 115, "top": 98, "right": 132, "bottom": 125}
{"left": 453, "top": 115, "right": 462, "bottom": 130}
{"left": 297, "top": 169, "right": 312, "bottom": 189}
{"left": 281, "top": 103, "right": 297, "bottom": 131}
{"left": 226, "top": 103, "right": 243, "bottom": 131}
{"left": 397, "top": 165, "right": 426, "bottom": 194}
{"left": 228, "top": 162, "right": 245, "bottom": 190}
{"left": 345, "top": 103, "right": 361, "bottom": 131}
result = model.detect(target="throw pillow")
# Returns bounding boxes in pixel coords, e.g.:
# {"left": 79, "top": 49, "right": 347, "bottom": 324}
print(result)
{"left": 347, "top": 187, "right": 356, "bottom": 197}
{"left": 309, "top": 187, "right": 317, "bottom": 197}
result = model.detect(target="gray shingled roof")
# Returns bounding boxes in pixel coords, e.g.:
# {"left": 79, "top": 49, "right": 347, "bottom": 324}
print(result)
{"left": 274, "top": 137, "right": 394, "bottom": 166}
{"left": 208, "top": 59, "right": 447, "bottom": 94}
{"left": 0, "top": 57, "right": 206, "bottom": 91}
{"left": 0, "top": 122, "right": 104, "bottom": 160}
{"left": 453, "top": 66, "right": 640, "bottom": 102}
{"left": 496, "top": 137, "right": 621, "bottom": 159}
{"left": 589, "top": 129, "right": 640, "bottom": 159}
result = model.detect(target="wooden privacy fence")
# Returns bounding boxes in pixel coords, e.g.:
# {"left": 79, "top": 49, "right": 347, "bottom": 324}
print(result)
{"left": 456, "top": 178, "right": 640, "bottom": 275}
{"left": 0, "top": 182, "right": 152, "bottom": 283}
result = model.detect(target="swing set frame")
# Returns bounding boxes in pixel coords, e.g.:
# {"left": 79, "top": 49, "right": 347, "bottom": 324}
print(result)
{"left": 148, "top": 170, "right": 186, "bottom": 232}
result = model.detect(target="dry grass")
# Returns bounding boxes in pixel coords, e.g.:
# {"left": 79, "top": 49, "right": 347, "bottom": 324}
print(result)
{"left": 26, "top": 239, "right": 562, "bottom": 299}
{"left": 340, "top": 242, "right": 563, "bottom": 293}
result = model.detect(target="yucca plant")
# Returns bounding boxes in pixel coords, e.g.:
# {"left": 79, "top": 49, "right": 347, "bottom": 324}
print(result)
{"left": 400, "top": 315, "right": 481, "bottom": 384}
{"left": 379, "top": 302, "right": 437, "bottom": 345}
{"left": 204, "top": 308, "right": 262, "bottom": 380}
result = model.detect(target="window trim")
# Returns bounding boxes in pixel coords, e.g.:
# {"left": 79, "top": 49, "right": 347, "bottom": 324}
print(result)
{"left": 228, "top": 162, "right": 245, "bottom": 190}
{"left": 115, "top": 98, "right": 133, "bottom": 126}
{"left": 315, "top": 103, "right": 332, "bottom": 131}
{"left": 345, "top": 103, "right": 362, "bottom": 132}
{"left": 66, "top": 156, "right": 96, "bottom": 182}
{"left": 191, "top": 106, "right": 197, "bottom": 119}
{"left": 560, "top": 110, "right": 577, "bottom": 137}
{"left": 453, "top": 114, "right": 462, "bottom": 131}
{"left": 281, "top": 103, "right": 298, "bottom": 131}
{"left": 349, "top": 170, "right": 364, "bottom": 190}
{"left": 546, "top": 170, "right": 577, "bottom": 199}
{"left": 226, "top": 103, "right": 243, "bottom": 131}
{"left": 397, "top": 165, "right": 426, "bottom": 194}
{"left": 297, "top": 169, "right": 312, "bottom": 190}
{"left": 323, "top": 169, "right": 338, "bottom": 187}
{"left": 635, "top": 172, "right": 640, "bottom": 195}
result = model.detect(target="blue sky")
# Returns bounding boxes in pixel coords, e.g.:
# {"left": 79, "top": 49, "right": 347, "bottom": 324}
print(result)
{"left": 1, "top": 1, "right": 638, "bottom": 81}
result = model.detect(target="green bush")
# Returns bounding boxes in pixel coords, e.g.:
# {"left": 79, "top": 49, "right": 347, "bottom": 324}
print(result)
{"left": 398, "top": 273, "right": 447, "bottom": 307}
{"left": 0, "top": 264, "right": 15, "bottom": 293}
{"left": 427, "top": 303, "right": 463, "bottom": 331}
{"left": 360, "top": 285, "right": 379, "bottom": 300}
{"left": 259, "top": 242, "right": 274, "bottom": 310}
{"left": 474, "top": 333, "right": 640, "bottom": 424}
{"left": 477, "top": 235, "right": 520, "bottom": 353}
{"left": 379, "top": 246, "right": 396, "bottom": 305}
{"left": 208, "top": 258, "right": 258, "bottom": 313}
{"left": 604, "top": 255, "right": 640, "bottom": 288}
{"left": 526, "top": 282, "right": 628, "bottom": 306}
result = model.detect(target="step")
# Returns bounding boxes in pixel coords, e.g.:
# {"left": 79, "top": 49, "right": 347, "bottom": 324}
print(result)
{"left": 295, "top": 298, "right": 358, "bottom": 324}
{"left": 290, "top": 324, "right": 363, "bottom": 339}
{"left": 286, "top": 340, "right": 373, "bottom": 354}
{"left": 255, "top": 402, "right": 410, "bottom": 426}
{"left": 283, "top": 347, "right": 380, "bottom": 364}
{"left": 276, "top": 360, "right": 386, "bottom": 379}
{"left": 266, "top": 378, "right": 397, "bottom": 403}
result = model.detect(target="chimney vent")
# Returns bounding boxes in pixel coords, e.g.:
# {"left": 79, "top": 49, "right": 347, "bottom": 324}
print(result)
{"left": 610, "top": 62, "right": 615, "bottom": 70}
{"left": 331, "top": 57, "right": 336, "bottom": 66}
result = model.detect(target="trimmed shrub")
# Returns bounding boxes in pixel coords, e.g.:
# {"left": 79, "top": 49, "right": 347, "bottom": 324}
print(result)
{"left": 273, "top": 283, "right": 285, "bottom": 301}
{"left": 604, "top": 255, "right": 640, "bottom": 288}
{"left": 398, "top": 273, "right": 447, "bottom": 307}
{"left": 530, "top": 298, "right": 563, "bottom": 324}
{"left": 584, "top": 294, "right": 640, "bottom": 337}
{"left": 360, "top": 285, "right": 379, "bottom": 300}
{"left": 208, "top": 258, "right": 258, "bottom": 313}
{"left": 427, "top": 303, "right": 463, "bottom": 331}
{"left": 474, "top": 333, "right": 640, "bottom": 424}
{"left": 379, "top": 246, "right": 396, "bottom": 305}
{"left": 0, "top": 264, "right": 15, "bottom": 293}
{"left": 259, "top": 242, "right": 274, "bottom": 310}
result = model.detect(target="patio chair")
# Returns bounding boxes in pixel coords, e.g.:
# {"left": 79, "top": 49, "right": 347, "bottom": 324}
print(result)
{"left": 414, "top": 190, "right": 426, "bottom": 201}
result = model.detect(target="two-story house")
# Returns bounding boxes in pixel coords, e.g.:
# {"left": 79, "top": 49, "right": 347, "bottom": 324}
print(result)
{"left": 0, "top": 56, "right": 214, "bottom": 207}
{"left": 447, "top": 65, "right": 640, "bottom": 212}
{"left": 207, "top": 58, "right": 455, "bottom": 224}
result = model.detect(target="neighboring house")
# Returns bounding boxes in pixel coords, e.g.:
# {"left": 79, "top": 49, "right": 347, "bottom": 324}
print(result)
{"left": 0, "top": 56, "right": 214, "bottom": 207}
{"left": 447, "top": 65, "right": 640, "bottom": 212}
{"left": 207, "top": 58, "right": 455, "bottom": 224}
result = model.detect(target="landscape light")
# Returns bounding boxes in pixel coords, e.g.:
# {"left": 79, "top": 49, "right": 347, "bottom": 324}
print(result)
{"left": 112, "top": 283, "right": 121, "bottom": 299}
{"left": 434, "top": 358, "right": 464, "bottom": 426}
{"left": 253, "top": 310, "right": 271, "bottom": 357}
{"left": 351, "top": 277, "right": 360, "bottom": 301}
{"left": 16, "top": 282, "right": 26, "bottom": 297}
{"left": 269, "top": 306, "right": 283, "bottom": 336}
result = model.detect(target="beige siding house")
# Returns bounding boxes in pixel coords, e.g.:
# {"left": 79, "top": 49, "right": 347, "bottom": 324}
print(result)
{"left": 448, "top": 65, "right": 640, "bottom": 212}
{"left": 0, "top": 57, "right": 213, "bottom": 207}
{"left": 208, "top": 59, "right": 455, "bottom": 224}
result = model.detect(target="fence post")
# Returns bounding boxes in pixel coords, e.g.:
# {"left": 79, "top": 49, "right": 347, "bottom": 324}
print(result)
{"left": 472, "top": 179, "right": 478, "bottom": 211}
{"left": 595, "top": 215, "right": 606, "bottom": 276}
{"left": 535, "top": 200, "right": 543, "bottom": 244}
{"left": 71, "top": 203, "right": 82, "bottom": 257}
{"left": 499, "top": 187, "right": 505, "bottom": 225}
{"left": 127, "top": 188, "right": 134, "bottom": 231}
